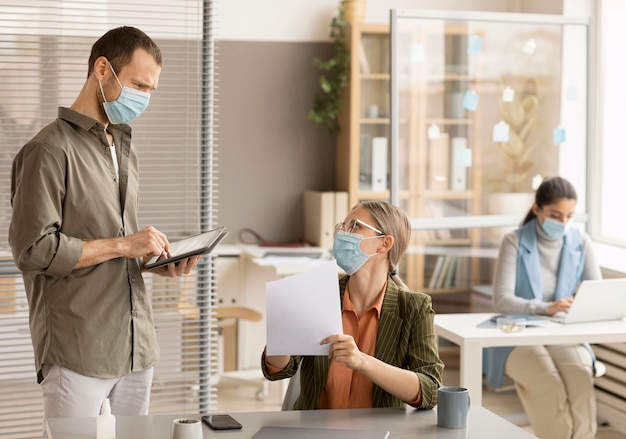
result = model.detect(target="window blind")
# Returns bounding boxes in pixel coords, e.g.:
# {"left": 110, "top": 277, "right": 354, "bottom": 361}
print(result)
{"left": 0, "top": 1, "right": 219, "bottom": 437}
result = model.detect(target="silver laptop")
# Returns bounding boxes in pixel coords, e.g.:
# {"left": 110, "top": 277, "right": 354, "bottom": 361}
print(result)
{"left": 551, "top": 278, "right": 626, "bottom": 324}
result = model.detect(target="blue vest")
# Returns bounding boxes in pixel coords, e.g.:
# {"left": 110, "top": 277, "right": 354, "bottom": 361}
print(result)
{"left": 483, "top": 219, "right": 585, "bottom": 388}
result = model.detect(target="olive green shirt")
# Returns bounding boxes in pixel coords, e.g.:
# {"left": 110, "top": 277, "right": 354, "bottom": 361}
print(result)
{"left": 9, "top": 107, "right": 158, "bottom": 383}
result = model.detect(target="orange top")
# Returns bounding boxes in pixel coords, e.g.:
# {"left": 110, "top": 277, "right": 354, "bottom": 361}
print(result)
{"left": 317, "top": 282, "right": 386, "bottom": 409}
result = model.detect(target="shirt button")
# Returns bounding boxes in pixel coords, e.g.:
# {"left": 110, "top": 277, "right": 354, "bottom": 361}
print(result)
{"left": 130, "top": 277, "right": 135, "bottom": 282}
{"left": 131, "top": 310, "right": 138, "bottom": 317}
{"left": 105, "top": 146, "right": 110, "bottom": 151}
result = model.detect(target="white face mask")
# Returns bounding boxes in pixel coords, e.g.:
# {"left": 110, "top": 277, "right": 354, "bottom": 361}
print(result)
{"left": 99, "top": 62, "right": 150, "bottom": 124}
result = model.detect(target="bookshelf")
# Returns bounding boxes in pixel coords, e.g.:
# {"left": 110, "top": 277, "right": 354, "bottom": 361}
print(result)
{"left": 336, "top": 23, "right": 391, "bottom": 210}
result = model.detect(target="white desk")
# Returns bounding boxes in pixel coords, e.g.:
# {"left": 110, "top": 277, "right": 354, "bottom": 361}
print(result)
{"left": 434, "top": 313, "right": 626, "bottom": 406}
{"left": 46, "top": 406, "right": 536, "bottom": 439}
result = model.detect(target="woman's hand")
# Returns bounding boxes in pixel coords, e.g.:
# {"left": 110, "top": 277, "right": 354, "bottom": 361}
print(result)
{"left": 547, "top": 297, "right": 573, "bottom": 315}
{"left": 321, "top": 334, "right": 367, "bottom": 371}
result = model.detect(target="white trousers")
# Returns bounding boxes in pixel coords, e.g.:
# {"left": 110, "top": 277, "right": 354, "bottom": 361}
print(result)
{"left": 40, "top": 363, "right": 153, "bottom": 439}
{"left": 505, "top": 344, "right": 596, "bottom": 439}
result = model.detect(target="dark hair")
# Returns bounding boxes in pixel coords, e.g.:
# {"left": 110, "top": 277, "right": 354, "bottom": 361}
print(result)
{"left": 522, "top": 176, "right": 577, "bottom": 224}
{"left": 87, "top": 26, "right": 162, "bottom": 77}
{"left": 355, "top": 200, "right": 411, "bottom": 288}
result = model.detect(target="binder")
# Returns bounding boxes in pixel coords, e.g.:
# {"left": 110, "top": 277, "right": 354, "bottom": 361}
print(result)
{"left": 451, "top": 137, "right": 469, "bottom": 190}
{"left": 428, "top": 133, "right": 450, "bottom": 189}
{"left": 304, "top": 191, "right": 349, "bottom": 249}
{"left": 371, "top": 137, "right": 388, "bottom": 191}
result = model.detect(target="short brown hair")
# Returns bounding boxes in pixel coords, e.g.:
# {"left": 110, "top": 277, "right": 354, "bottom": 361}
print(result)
{"left": 87, "top": 26, "right": 162, "bottom": 76}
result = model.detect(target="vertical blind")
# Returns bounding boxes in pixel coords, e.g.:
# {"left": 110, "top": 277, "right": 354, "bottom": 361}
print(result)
{"left": 0, "top": 1, "right": 219, "bottom": 437}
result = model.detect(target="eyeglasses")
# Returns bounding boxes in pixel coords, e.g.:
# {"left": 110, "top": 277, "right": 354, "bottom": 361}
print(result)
{"left": 334, "top": 218, "right": 384, "bottom": 235}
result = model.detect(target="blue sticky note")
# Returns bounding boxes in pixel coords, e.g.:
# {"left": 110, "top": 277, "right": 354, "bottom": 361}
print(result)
{"left": 553, "top": 127, "right": 566, "bottom": 145}
{"left": 463, "top": 91, "right": 480, "bottom": 112}
{"left": 467, "top": 35, "right": 483, "bottom": 54}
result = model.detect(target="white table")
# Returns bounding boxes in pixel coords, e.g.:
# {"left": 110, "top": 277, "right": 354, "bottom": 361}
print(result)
{"left": 434, "top": 313, "right": 626, "bottom": 406}
{"left": 46, "top": 406, "right": 536, "bottom": 439}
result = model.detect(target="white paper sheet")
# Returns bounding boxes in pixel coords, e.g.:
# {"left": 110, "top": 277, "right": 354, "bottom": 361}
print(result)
{"left": 266, "top": 260, "right": 343, "bottom": 356}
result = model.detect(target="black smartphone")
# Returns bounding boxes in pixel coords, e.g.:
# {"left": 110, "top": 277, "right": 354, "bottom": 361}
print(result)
{"left": 202, "top": 414, "right": 243, "bottom": 431}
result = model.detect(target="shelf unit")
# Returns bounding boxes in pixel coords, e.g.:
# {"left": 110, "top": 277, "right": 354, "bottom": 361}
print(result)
{"left": 336, "top": 23, "right": 391, "bottom": 210}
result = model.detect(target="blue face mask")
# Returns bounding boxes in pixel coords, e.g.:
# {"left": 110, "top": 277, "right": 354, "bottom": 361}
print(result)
{"left": 100, "top": 62, "right": 150, "bottom": 124}
{"left": 332, "top": 231, "right": 383, "bottom": 275}
{"left": 541, "top": 217, "right": 569, "bottom": 239}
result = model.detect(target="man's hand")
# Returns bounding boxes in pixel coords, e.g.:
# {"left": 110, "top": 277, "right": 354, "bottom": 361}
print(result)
{"left": 125, "top": 226, "right": 170, "bottom": 259}
{"left": 150, "top": 255, "right": 201, "bottom": 277}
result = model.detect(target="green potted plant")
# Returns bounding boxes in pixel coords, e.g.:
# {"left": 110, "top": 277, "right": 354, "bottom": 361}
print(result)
{"left": 308, "top": 1, "right": 350, "bottom": 135}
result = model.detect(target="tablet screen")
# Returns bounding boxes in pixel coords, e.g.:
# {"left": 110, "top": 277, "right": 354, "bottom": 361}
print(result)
{"left": 144, "top": 227, "right": 228, "bottom": 269}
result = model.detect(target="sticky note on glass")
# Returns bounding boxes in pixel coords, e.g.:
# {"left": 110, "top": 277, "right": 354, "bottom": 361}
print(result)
{"left": 410, "top": 43, "right": 425, "bottom": 63}
{"left": 502, "top": 86, "right": 515, "bottom": 102}
{"left": 493, "top": 121, "right": 510, "bottom": 142}
{"left": 467, "top": 35, "right": 483, "bottom": 54}
{"left": 553, "top": 127, "right": 566, "bottom": 145}
{"left": 463, "top": 91, "right": 480, "bottom": 112}
{"left": 427, "top": 124, "right": 441, "bottom": 140}
{"left": 523, "top": 38, "right": 537, "bottom": 54}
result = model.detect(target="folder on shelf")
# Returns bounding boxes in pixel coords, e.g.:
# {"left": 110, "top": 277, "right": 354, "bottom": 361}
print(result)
{"left": 304, "top": 191, "right": 349, "bottom": 250}
{"left": 428, "top": 133, "right": 450, "bottom": 190}
{"left": 371, "top": 137, "right": 388, "bottom": 191}
{"left": 451, "top": 137, "right": 470, "bottom": 191}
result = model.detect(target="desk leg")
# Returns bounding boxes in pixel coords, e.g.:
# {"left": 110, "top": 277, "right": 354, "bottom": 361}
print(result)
{"left": 459, "top": 340, "right": 483, "bottom": 407}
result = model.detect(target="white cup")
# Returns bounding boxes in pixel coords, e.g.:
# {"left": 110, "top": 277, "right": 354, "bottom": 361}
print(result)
{"left": 171, "top": 418, "right": 202, "bottom": 439}
{"left": 366, "top": 104, "right": 379, "bottom": 118}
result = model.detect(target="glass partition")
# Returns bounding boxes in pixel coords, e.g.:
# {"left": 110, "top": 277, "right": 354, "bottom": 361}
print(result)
{"left": 390, "top": 10, "right": 589, "bottom": 297}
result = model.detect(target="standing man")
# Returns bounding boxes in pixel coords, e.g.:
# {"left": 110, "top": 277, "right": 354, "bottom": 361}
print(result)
{"left": 8, "top": 26, "right": 199, "bottom": 436}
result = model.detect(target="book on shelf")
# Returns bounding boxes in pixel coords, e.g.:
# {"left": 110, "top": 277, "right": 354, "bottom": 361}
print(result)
{"left": 428, "top": 256, "right": 445, "bottom": 289}
{"left": 359, "top": 41, "right": 371, "bottom": 74}
{"left": 436, "top": 255, "right": 454, "bottom": 289}
{"left": 442, "top": 255, "right": 457, "bottom": 289}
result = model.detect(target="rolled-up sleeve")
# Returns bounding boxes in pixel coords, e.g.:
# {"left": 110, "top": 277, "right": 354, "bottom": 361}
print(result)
{"left": 10, "top": 141, "right": 83, "bottom": 278}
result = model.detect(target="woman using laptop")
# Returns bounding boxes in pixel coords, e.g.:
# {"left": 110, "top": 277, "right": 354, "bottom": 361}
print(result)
{"left": 261, "top": 201, "right": 444, "bottom": 410}
{"left": 485, "top": 176, "right": 601, "bottom": 439}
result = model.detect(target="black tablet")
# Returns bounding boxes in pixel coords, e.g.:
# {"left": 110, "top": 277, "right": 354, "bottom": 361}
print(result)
{"left": 144, "top": 227, "right": 228, "bottom": 270}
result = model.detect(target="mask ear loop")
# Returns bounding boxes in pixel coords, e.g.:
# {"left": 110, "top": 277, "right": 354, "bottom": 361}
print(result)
{"left": 107, "top": 61, "right": 124, "bottom": 88}
{"left": 99, "top": 61, "right": 124, "bottom": 103}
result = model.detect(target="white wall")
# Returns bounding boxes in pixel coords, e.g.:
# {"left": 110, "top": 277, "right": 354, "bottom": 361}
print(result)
{"left": 218, "top": 0, "right": 566, "bottom": 42}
